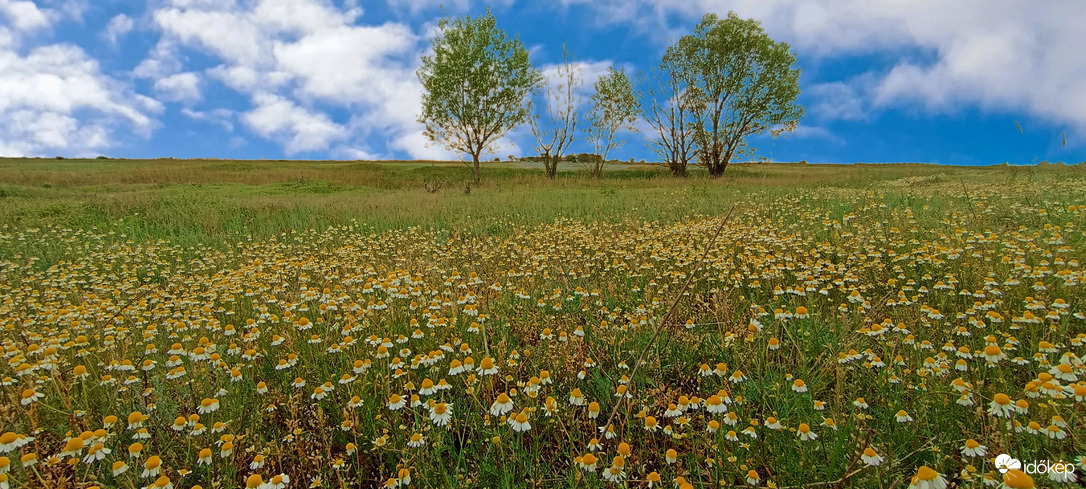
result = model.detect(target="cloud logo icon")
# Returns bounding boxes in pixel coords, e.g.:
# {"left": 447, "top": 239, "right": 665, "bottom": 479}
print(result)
{"left": 995, "top": 454, "right": 1022, "bottom": 473}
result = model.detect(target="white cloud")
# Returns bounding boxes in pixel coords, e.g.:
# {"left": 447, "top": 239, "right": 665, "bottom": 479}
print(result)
{"left": 388, "top": 130, "right": 455, "bottom": 160}
{"left": 330, "top": 144, "right": 381, "bottom": 161}
{"left": 148, "top": 0, "right": 454, "bottom": 158}
{"left": 805, "top": 78, "right": 872, "bottom": 121}
{"left": 242, "top": 92, "right": 348, "bottom": 154}
{"left": 153, "top": 7, "right": 269, "bottom": 67}
{"left": 540, "top": 60, "right": 612, "bottom": 90}
{"left": 133, "top": 39, "right": 184, "bottom": 79}
{"left": 0, "top": 0, "right": 50, "bottom": 32}
{"left": 154, "top": 72, "right": 201, "bottom": 103}
{"left": 789, "top": 124, "right": 841, "bottom": 144}
{"left": 561, "top": 0, "right": 1086, "bottom": 139}
{"left": 272, "top": 24, "right": 417, "bottom": 102}
{"left": 103, "top": 13, "right": 134, "bottom": 44}
{"left": 0, "top": 41, "right": 161, "bottom": 156}
{"left": 47, "top": 0, "right": 89, "bottom": 23}
{"left": 252, "top": 0, "right": 360, "bottom": 34}
{"left": 182, "top": 107, "right": 234, "bottom": 131}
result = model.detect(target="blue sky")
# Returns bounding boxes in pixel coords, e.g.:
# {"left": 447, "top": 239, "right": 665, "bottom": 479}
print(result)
{"left": 2, "top": 0, "right": 1084, "bottom": 165}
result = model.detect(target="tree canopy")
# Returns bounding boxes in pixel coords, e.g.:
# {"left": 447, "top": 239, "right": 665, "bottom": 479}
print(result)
{"left": 417, "top": 8, "right": 541, "bottom": 182}
{"left": 586, "top": 67, "right": 640, "bottom": 178}
{"left": 664, "top": 12, "right": 804, "bottom": 177}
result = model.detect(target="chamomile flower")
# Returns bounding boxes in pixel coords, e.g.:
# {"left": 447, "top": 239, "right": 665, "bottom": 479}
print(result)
{"left": 908, "top": 466, "right": 947, "bottom": 489}
{"left": 578, "top": 453, "right": 598, "bottom": 472}
{"left": 387, "top": 394, "right": 406, "bottom": 411}
{"left": 797, "top": 423, "right": 817, "bottom": 441}
{"left": 988, "top": 393, "right": 1014, "bottom": 417}
{"left": 1002, "top": 469, "right": 1035, "bottom": 489}
{"left": 198, "top": 398, "right": 220, "bottom": 414}
{"left": 490, "top": 393, "right": 514, "bottom": 416}
{"left": 746, "top": 469, "right": 760, "bottom": 486}
{"left": 509, "top": 411, "right": 531, "bottom": 432}
{"left": 602, "top": 456, "right": 625, "bottom": 483}
{"left": 861, "top": 448, "right": 884, "bottom": 466}
{"left": 142, "top": 455, "right": 162, "bottom": 478}
{"left": 569, "top": 389, "right": 586, "bottom": 406}
{"left": 960, "top": 439, "right": 986, "bottom": 457}
{"left": 429, "top": 402, "right": 452, "bottom": 427}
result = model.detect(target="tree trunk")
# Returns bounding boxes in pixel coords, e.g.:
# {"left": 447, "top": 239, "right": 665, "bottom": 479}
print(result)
{"left": 472, "top": 152, "right": 481, "bottom": 183}
{"left": 592, "top": 154, "right": 606, "bottom": 179}
{"left": 710, "top": 150, "right": 732, "bottom": 178}
{"left": 671, "top": 161, "right": 687, "bottom": 178}
{"left": 545, "top": 154, "right": 557, "bottom": 179}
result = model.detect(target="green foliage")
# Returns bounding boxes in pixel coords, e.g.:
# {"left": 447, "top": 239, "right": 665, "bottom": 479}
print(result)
{"left": 417, "top": 8, "right": 542, "bottom": 182}
{"left": 586, "top": 67, "right": 640, "bottom": 178}
{"left": 665, "top": 12, "right": 805, "bottom": 177}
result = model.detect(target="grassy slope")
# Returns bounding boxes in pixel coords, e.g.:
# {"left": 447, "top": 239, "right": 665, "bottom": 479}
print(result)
{"left": 2, "top": 158, "right": 1081, "bottom": 249}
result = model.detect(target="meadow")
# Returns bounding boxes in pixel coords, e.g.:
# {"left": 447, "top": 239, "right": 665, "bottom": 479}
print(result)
{"left": 0, "top": 158, "right": 1084, "bottom": 489}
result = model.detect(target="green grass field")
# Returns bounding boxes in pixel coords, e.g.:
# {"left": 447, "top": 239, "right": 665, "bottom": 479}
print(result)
{"left": 2, "top": 158, "right": 1079, "bottom": 246}
{"left": 0, "top": 158, "right": 1084, "bottom": 489}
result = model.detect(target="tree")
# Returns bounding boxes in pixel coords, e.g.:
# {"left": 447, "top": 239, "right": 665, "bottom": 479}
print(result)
{"left": 665, "top": 12, "right": 804, "bottom": 177}
{"left": 529, "top": 45, "right": 580, "bottom": 180}
{"left": 585, "top": 67, "right": 640, "bottom": 178}
{"left": 417, "top": 8, "right": 541, "bottom": 182}
{"left": 643, "top": 65, "right": 699, "bottom": 178}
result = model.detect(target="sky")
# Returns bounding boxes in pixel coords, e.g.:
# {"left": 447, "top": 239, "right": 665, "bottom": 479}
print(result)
{"left": 1, "top": 0, "right": 1085, "bottom": 165}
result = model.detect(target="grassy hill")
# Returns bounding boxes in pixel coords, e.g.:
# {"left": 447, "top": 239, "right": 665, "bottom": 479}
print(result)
{"left": 2, "top": 158, "right": 1081, "bottom": 248}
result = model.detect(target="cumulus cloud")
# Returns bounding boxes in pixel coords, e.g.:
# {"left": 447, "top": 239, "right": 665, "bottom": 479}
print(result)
{"left": 103, "top": 13, "right": 134, "bottom": 44}
{"left": 154, "top": 72, "right": 201, "bottom": 103}
{"left": 805, "top": 78, "right": 874, "bottom": 122}
{"left": 0, "top": 5, "right": 161, "bottom": 157}
{"left": 182, "top": 107, "right": 234, "bottom": 131}
{"left": 242, "top": 92, "right": 348, "bottom": 155}
{"left": 540, "top": 60, "right": 613, "bottom": 93}
{"left": 133, "top": 38, "right": 184, "bottom": 79}
{"left": 559, "top": 0, "right": 1086, "bottom": 139}
{"left": 0, "top": 0, "right": 49, "bottom": 32}
{"left": 789, "top": 124, "right": 841, "bottom": 144}
{"left": 149, "top": 0, "right": 456, "bottom": 159}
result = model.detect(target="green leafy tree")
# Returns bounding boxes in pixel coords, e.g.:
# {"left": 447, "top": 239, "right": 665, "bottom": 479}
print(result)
{"left": 585, "top": 67, "right": 640, "bottom": 178}
{"left": 417, "top": 8, "right": 541, "bottom": 182}
{"left": 665, "top": 12, "right": 804, "bottom": 177}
